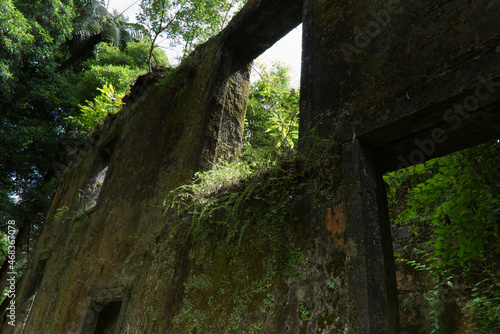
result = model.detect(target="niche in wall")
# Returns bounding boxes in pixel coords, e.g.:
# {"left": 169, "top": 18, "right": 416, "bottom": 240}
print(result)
{"left": 78, "top": 138, "right": 117, "bottom": 213}
{"left": 80, "top": 298, "right": 127, "bottom": 334}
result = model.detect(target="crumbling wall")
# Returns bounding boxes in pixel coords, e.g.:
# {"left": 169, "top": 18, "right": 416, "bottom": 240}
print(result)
{"left": 6, "top": 27, "right": 253, "bottom": 334}
{"left": 6, "top": 0, "right": 500, "bottom": 333}
{"left": 6, "top": 0, "right": 304, "bottom": 333}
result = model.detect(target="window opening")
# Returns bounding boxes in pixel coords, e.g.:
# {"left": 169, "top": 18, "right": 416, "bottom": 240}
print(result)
{"left": 17, "top": 258, "right": 48, "bottom": 333}
{"left": 26, "top": 258, "right": 47, "bottom": 297}
{"left": 245, "top": 25, "right": 302, "bottom": 154}
{"left": 250, "top": 24, "right": 302, "bottom": 88}
{"left": 93, "top": 300, "right": 122, "bottom": 334}
{"left": 78, "top": 138, "right": 117, "bottom": 213}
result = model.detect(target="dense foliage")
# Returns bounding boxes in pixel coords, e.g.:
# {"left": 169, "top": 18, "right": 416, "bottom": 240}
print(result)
{"left": 245, "top": 63, "right": 299, "bottom": 152}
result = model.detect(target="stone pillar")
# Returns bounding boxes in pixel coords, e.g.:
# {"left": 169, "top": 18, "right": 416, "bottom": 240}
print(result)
{"left": 300, "top": 0, "right": 400, "bottom": 331}
{"left": 341, "top": 140, "right": 399, "bottom": 333}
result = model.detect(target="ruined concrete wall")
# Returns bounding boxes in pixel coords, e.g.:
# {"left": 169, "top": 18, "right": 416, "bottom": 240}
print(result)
{"left": 301, "top": 0, "right": 500, "bottom": 171}
{"left": 298, "top": 0, "right": 500, "bottom": 333}
{"left": 6, "top": 28, "right": 252, "bottom": 334}
{"left": 6, "top": 0, "right": 500, "bottom": 333}
{"left": 6, "top": 0, "right": 306, "bottom": 333}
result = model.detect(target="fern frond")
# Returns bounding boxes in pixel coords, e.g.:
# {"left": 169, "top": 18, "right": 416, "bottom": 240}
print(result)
{"left": 74, "top": 0, "right": 145, "bottom": 47}
{"left": 86, "top": 1, "right": 108, "bottom": 19}
{"left": 126, "top": 23, "right": 150, "bottom": 40}
{"left": 74, "top": 14, "right": 103, "bottom": 38}
{"left": 103, "top": 23, "right": 121, "bottom": 47}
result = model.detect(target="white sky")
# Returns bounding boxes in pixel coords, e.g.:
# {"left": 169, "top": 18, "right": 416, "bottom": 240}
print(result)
{"left": 105, "top": 0, "right": 302, "bottom": 84}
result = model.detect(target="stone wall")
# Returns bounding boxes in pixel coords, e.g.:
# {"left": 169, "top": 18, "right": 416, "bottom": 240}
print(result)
{"left": 299, "top": 1, "right": 500, "bottom": 331}
{"left": 5, "top": 0, "right": 500, "bottom": 333}
{"left": 301, "top": 0, "right": 500, "bottom": 171}
{"left": 5, "top": 32, "right": 252, "bottom": 332}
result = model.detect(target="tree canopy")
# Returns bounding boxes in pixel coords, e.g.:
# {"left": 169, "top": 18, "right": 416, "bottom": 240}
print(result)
{"left": 138, "top": 0, "right": 245, "bottom": 71}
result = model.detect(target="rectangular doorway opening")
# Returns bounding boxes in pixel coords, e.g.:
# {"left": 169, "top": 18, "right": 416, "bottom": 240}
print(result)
{"left": 80, "top": 298, "right": 126, "bottom": 334}
{"left": 383, "top": 141, "right": 499, "bottom": 333}
{"left": 244, "top": 25, "right": 302, "bottom": 158}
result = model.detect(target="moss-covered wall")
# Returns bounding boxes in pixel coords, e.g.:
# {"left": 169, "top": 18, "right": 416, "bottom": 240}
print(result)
{"left": 297, "top": 0, "right": 499, "bottom": 332}
{"left": 298, "top": 0, "right": 500, "bottom": 332}
{"left": 6, "top": 32, "right": 253, "bottom": 332}
{"left": 6, "top": 0, "right": 311, "bottom": 333}
{"left": 6, "top": 0, "right": 500, "bottom": 333}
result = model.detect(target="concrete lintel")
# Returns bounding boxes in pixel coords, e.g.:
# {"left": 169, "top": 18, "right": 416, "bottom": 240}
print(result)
{"left": 223, "top": 0, "right": 303, "bottom": 63}
{"left": 375, "top": 102, "right": 500, "bottom": 172}
{"left": 348, "top": 51, "right": 500, "bottom": 172}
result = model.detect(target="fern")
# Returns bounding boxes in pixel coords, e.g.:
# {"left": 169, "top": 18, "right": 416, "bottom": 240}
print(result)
{"left": 73, "top": 0, "right": 147, "bottom": 47}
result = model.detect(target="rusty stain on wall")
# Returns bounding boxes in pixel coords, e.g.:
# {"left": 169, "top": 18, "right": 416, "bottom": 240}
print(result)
{"left": 325, "top": 202, "right": 345, "bottom": 247}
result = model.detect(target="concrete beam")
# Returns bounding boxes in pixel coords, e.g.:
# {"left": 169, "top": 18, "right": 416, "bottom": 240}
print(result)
{"left": 347, "top": 51, "right": 500, "bottom": 172}
{"left": 341, "top": 140, "right": 400, "bottom": 333}
{"left": 223, "top": 0, "right": 303, "bottom": 63}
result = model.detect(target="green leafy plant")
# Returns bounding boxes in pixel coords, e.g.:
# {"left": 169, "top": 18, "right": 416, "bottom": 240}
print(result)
{"left": 52, "top": 206, "right": 69, "bottom": 220}
{"left": 245, "top": 62, "right": 299, "bottom": 151}
{"left": 67, "top": 83, "right": 124, "bottom": 133}
{"left": 299, "top": 305, "right": 311, "bottom": 322}
{"left": 463, "top": 278, "right": 500, "bottom": 333}
{"left": 385, "top": 143, "right": 499, "bottom": 332}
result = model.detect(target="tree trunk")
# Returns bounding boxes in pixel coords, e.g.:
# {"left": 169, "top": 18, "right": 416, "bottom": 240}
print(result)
{"left": 148, "top": 32, "right": 161, "bottom": 73}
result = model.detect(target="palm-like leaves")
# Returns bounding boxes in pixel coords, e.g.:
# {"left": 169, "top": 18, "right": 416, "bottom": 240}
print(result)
{"left": 74, "top": 0, "right": 147, "bottom": 48}
{"left": 246, "top": 63, "right": 300, "bottom": 150}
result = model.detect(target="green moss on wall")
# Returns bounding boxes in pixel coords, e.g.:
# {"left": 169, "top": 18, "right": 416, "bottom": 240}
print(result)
{"left": 127, "top": 153, "right": 344, "bottom": 333}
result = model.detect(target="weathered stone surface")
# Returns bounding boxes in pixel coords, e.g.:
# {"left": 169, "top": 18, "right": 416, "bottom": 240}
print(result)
{"left": 340, "top": 140, "right": 399, "bottom": 333}
{"left": 5, "top": 16, "right": 255, "bottom": 334}
{"left": 6, "top": 0, "right": 500, "bottom": 333}
{"left": 300, "top": 0, "right": 500, "bottom": 332}
{"left": 301, "top": 0, "right": 500, "bottom": 169}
